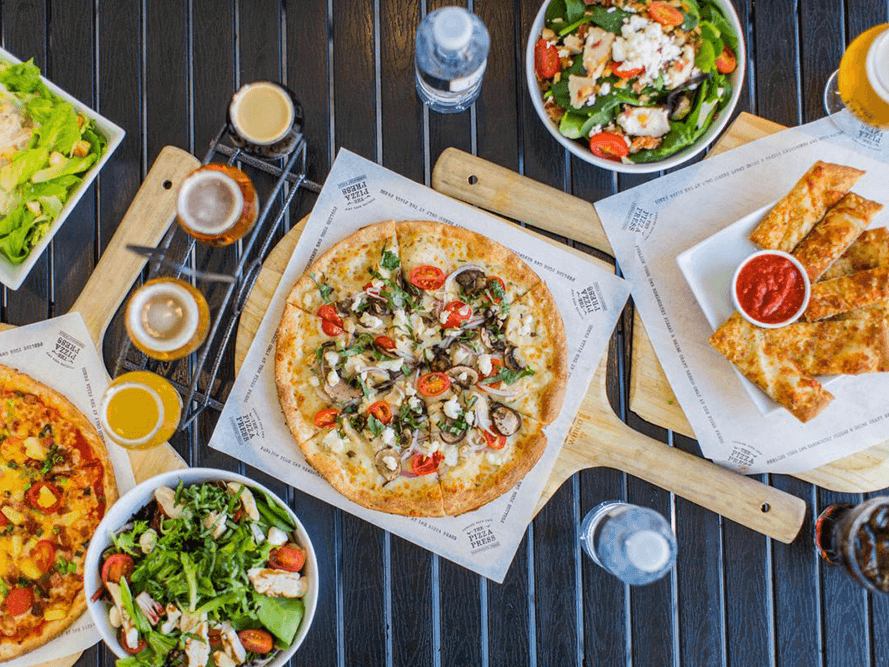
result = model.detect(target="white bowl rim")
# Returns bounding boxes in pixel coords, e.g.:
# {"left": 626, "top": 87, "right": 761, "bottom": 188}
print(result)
{"left": 730, "top": 249, "right": 811, "bottom": 329}
{"left": 525, "top": 0, "right": 747, "bottom": 174}
{"left": 84, "top": 468, "right": 318, "bottom": 665}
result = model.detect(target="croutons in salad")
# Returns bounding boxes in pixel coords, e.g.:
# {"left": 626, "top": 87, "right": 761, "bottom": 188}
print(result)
{"left": 96, "top": 481, "right": 309, "bottom": 667}
{"left": 534, "top": 0, "right": 739, "bottom": 163}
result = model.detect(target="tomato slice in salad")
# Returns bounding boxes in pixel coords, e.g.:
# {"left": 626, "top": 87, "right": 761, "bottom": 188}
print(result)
{"left": 102, "top": 553, "right": 135, "bottom": 584}
{"left": 269, "top": 545, "right": 306, "bottom": 572}
{"left": 418, "top": 372, "right": 451, "bottom": 397}
{"left": 313, "top": 407, "right": 339, "bottom": 428}
{"left": 442, "top": 300, "right": 472, "bottom": 328}
{"left": 368, "top": 401, "right": 393, "bottom": 425}
{"left": 715, "top": 46, "right": 737, "bottom": 74}
{"left": 411, "top": 452, "right": 444, "bottom": 476}
{"left": 613, "top": 64, "right": 644, "bottom": 79}
{"left": 482, "top": 430, "right": 507, "bottom": 450}
{"left": 409, "top": 265, "right": 446, "bottom": 290}
{"left": 5, "top": 587, "right": 33, "bottom": 616}
{"left": 317, "top": 305, "right": 344, "bottom": 336}
{"left": 534, "top": 38, "right": 560, "bottom": 79}
{"left": 589, "top": 132, "right": 629, "bottom": 161}
{"left": 648, "top": 2, "right": 684, "bottom": 26}
{"left": 239, "top": 629, "right": 275, "bottom": 654}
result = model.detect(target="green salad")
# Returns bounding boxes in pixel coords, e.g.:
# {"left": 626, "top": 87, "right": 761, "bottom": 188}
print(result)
{"left": 534, "top": 0, "right": 738, "bottom": 164}
{"left": 0, "top": 58, "right": 107, "bottom": 263}
{"left": 97, "top": 481, "right": 309, "bottom": 667}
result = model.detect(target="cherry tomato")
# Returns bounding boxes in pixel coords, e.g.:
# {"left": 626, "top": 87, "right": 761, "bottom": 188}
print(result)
{"left": 478, "top": 358, "right": 504, "bottom": 389}
{"left": 269, "top": 545, "right": 307, "bottom": 572}
{"left": 442, "top": 301, "right": 472, "bottom": 329}
{"left": 26, "top": 482, "right": 62, "bottom": 513}
{"left": 238, "top": 629, "right": 275, "bottom": 654}
{"left": 417, "top": 372, "right": 451, "bottom": 397}
{"left": 613, "top": 64, "right": 645, "bottom": 79}
{"left": 0, "top": 511, "right": 7, "bottom": 528}
{"left": 486, "top": 277, "right": 506, "bottom": 303}
{"left": 409, "top": 265, "right": 446, "bottom": 291}
{"left": 317, "top": 304, "right": 344, "bottom": 336}
{"left": 411, "top": 452, "right": 444, "bottom": 476}
{"left": 368, "top": 401, "right": 393, "bottom": 425}
{"left": 588, "top": 132, "right": 630, "bottom": 161}
{"left": 715, "top": 45, "right": 737, "bottom": 74}
{"left": 118, "top": 628, "right": 147, "bottom": 655}
{"left": 648, "top": 1, "right": 684, "bottom": 26}
{"left": 482, "top": 430, "right": 507, "bottom": 450}
{"left": 534, "top": 38, "right": 561, "bottom": 79}
{"left": 5, "top": 587, "right": 34, "bottom": 616}
{"left": 101, "top": 553, "right": 135, "bottom": 585}
{"left": 34, "top": 540, "right": 56, "bottom": 573}
{"left": 374, "top": 335, "right": 397, "bottom": 351}
{"left": 313, "top": 407, "right": 339, "bottom": 428}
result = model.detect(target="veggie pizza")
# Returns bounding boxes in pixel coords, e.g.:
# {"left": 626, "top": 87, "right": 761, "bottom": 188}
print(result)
{"left": 0, "top": 365, "right": 117, "bottom": 661}
{"left": 275, "top": 220, "right": 568, "bottom": 516}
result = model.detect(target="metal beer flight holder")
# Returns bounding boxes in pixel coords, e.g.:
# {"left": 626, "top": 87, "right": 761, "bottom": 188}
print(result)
{"left": 112, "top": 125, "right": 320, "bottom": 430}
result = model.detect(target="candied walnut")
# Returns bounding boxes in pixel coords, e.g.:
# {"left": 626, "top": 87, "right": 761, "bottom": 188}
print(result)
{"left": 630, "top": 136, "right": 663, "bottom": 153}
{"left": 544, "top": 98, "right": 565, "bottom": 123}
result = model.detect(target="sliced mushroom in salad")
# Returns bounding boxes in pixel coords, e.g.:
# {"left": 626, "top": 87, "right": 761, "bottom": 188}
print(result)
{"left": 95, "top": 481, "right": 309, "bottom": 667}
{"left": 534, "top": 0, "right": 739, "bottom": 163}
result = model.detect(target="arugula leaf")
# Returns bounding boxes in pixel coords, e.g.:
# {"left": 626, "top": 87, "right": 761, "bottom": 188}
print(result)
{"left": 701, "top": 2, "right": 738, "bottom": 51}
{"left": 120, "top": 577, "right": 151, "bottom": 633}
{"left": 380, "top": 250, "right": 400, "bottom": 271}
{"left": 309, "top": 272, "right": 333, "bottom": 304}
{"left": 680, "top": 0, "right": 701, "bottom": 30}
{"left": 545, "top": 0, "right": 568, "bottom": 28}
{"left": 255, "top": 594, "right": 305, "bottom": 647}
{"left": 367, "top": 415, "right": 385, "bottom": 437}
{"left": 558, "top": 6, "right": 631, "bottom": 37}
{"left": 695, "top": 40, "right": 716, "bottom": 72}
{"left": 480, "top": 367, "right": 536, "bottom": 386}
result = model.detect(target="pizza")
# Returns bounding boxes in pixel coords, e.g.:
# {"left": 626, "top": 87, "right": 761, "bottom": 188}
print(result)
{"left": 275, "top": 220, "right": 567, "bottom": 516}
{"left": 0, "top": 365, "right": 117, "bottom": 661}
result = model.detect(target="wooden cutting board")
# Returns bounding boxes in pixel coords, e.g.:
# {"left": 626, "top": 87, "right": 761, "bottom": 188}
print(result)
{"left": 430, "top": 112, "right": 889, "bottom": 494}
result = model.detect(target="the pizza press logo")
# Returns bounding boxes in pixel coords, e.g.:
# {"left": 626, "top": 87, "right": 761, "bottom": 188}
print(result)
{"left": 230, "top": 409, "right": 265, "bottom": 446}
{"left": 47, "top": 330, "right": 84, "bottom": 368}
{"left": 338, "top": 174, "right": 375, "bottom": 211}
{"left": 463, "top": 519, "right": 501, "bottom": 555}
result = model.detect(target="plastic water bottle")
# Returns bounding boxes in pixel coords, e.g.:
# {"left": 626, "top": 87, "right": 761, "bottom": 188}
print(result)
{"left": 415, "top": 6, "right": 490, "bottom": 114}
{"left": 579, "top": 502, "right": 677, "bottom": 585}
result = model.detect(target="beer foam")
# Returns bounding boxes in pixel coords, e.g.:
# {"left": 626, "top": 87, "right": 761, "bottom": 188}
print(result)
{"left": 127, "top": 281, "right": 201, "bottom": 353}
{"left": 230, "top": 81, "right": 294, "bottom": 145}
{"left": 177, "top": 170, "right": 244, "bottom": 235}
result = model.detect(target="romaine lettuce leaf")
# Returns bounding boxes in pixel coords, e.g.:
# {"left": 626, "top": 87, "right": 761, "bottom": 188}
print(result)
{"left": 0, "top": 147, "right": 49, "bottom": 191}
{"left": 32, "top": 153, "right": 96, "bottom": 183}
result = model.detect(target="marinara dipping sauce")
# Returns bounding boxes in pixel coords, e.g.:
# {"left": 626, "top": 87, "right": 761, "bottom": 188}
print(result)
{"left": 733, "top": 251, "right": 810, "bottom": 326}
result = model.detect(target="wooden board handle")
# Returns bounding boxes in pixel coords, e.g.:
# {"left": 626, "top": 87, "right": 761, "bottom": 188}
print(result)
{"left": 70, "top": 146, "right": 201, "bottom": 347}
{"left": 431, "top": 147, "right": 612, "bottom": 255}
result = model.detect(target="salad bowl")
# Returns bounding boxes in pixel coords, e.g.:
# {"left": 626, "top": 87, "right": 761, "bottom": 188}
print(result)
{"left": 84, "top": 468, "right": 319, "bottom": 666}
{"left": 525, "top": 0, "right": 745, "bottom": 174}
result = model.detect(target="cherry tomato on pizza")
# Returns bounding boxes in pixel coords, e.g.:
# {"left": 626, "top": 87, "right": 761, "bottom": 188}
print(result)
{"left": 411, "top": 452, "right": 444, "bottom": 476}
{"left": 479, "top": 358, "right": 504, "bottom": 389}
{"left": 5, "top": 587, "right": 34, "bottom": 616}
{"left": 317, "top": 304, "right": 344, "bottom": 336}
{"left": 374, "top": 335, "right": 397, "bottom": 351}
{"left": 101, "top": 553, "right": 135, "bottom": 584}
{"left": 368, "top": 401, "right": 393, "bottom": 425}
{"left": 33, "top": 540, "right": 57, "bottom": 573}
{"left": 486, "top": 277, "right": 506, "bottom": 303}
{"left": 269, "top": 545, "right": 306, "bottom": 572}
{"left": 313, "top": 407, "right": 339, "bottom": 428}
{"left": 238, "top": 629, "right": 275, "bottom": 654}
{"left": 418, "top": 372, "right": 451, "bottom": 397}
{"left": 482, "top": 430, "right": 507, "bottom": 450}
{"left": 26, "top": 481, "right": 62, "bottom": 513}
{"left": 409, "top": 265, "right": 446, "bottom": 291}
{"left": 442, "top": 301, "right": 472, "bottom": 328}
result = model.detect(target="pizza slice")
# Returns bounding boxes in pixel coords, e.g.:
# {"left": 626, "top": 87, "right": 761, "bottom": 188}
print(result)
{"left": 821, "top": 228, "right": 889, "bottom": 281}
{"left": 286, "top": 220, "right": 405, "bottom": 320}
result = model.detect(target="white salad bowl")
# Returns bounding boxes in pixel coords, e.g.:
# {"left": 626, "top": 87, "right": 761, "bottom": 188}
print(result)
{"left": 84, "top": 468, "right": 319, "bottom": 665}
{"left": 0, "top": 46, "right": 125, "bottom": 290}
{"left": 525, "top": 0, "right": 746, "bottom": 174}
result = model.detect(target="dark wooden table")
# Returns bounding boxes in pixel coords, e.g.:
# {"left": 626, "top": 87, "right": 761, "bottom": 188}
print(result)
{"left": 3, "top": 1, "right": 887, "bottom": 665}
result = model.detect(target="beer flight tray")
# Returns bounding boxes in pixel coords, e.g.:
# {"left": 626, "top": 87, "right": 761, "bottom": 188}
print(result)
{"left": 111, "top": 126, "right": 321, "bottom": 429}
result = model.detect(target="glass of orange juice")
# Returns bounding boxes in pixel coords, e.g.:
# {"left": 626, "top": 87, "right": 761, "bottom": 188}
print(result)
{"left": 100, "top": 371, "right": 182, "bottom": 449}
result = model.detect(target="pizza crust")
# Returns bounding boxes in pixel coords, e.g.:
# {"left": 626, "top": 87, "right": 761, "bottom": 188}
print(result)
{"left": 0, "top": 365, "right": 117, "bottom": 662}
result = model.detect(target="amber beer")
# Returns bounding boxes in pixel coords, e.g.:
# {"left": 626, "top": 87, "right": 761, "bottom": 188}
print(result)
{"left": 125, "top": 278, "right": 210, "bottom": 361}
{"left": 227, "top": 81, "right": 304, "bottom": 158}
{"left": 177, "top": 164, "right": 259, "bottom": 246}
{"left": 837, "top": 24, "right": 889, "bottom": 129}
{"left": 815, "top": 497, "right": 889, "bottom": 593}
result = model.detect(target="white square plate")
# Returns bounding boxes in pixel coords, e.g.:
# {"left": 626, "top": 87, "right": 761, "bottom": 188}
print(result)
{"left": 676, "top": 201, "right": 842, "bottom": 416}
{"left": 0, "top": 46, "right": 125, "bottom": 290}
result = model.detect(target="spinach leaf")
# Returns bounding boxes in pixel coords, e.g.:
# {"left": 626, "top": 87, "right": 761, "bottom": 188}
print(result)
{"left": 680, "top": 0, "right": 700, "bottom": 30}
{"left": 255, "top": 594, "right": 305, "bottom": 647}
{"left": 367, "top": 415, "right": 385, "bottom": 437}
{"left": 696, "top": 40, "right": 716, "bottom": 72}
{"left": 545, "top": 0, "right": 568, "bottom": 29}
{"left": 559, "top": 112, "right": 589, "bottom": 139}
{"left": 309, "top": 272, "right": 333, "bottom": 304}
{"left": 558, "top": 6, "right": 631, "bottom": 37}
{"left": 565, "top": 0, "right": 586, "bottom": 24}
{"left": 480, "top": 367, "right": 536, "bottom": 386}
{"left": 380, "top": 250, "right": 400, "bottom": 271}
{"left": 701, "top": 2, "right": 738, "bottom": 51}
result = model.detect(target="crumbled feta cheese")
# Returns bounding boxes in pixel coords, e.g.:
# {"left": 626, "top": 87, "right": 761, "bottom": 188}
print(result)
{"left": 563, "top": 33, "right": 584, "bottom": 55}
{"left": 426, "top": 440, "right": 441, "bottom": 454}
{"left": 394, "top": 309, "right": 409, "bottom": 329}
{"left": 478, "top": 354, "right": 493, "bottom": 376}
{"left": 611, "top": 16, "right": 683, "bottom": 87}
{"left": 382, "top": 455, "right": 399, "bottom": 471}
{"left": 309, "top": 376, "right": 320, "bottom": 387}
{"left": 324, "top": 351, "right": 340, "bottom": 367}
{"left": 443, "top": 395, "right": 462, "bottom": 420}
{"left": 465, "top": 410, "right": 476, "bottom": 426}
{"left": 378, "top": 358, "right": 404, "bottom": 371}
{"left": 382, "top": 428, "right": 396, "bottom": 446}
{"left": 443, "top": 444, "right": 459, "bottom": 467}
{"left": 451, "top": 345, "right": 470, "bottom": 365}
{"left": 408, "top": 395, "right": 421, "bottom": 409}
{"left": 598, "top": 82, "right": 611, "bottom": 96}
{"left": 360, "top": 313, "right": 384, "bottom": 330}
{"left": 327, "top": 369, "right": 340, "bottom": 386}
{"left": 439, "top": 309, "right": 452, "bottom": 325}
{"left": 411, "top": 314, "right": 426, "bottom": 337}
{"left": 617, "top": 106, "right": 671, "bottom": 138}
{"left": 557, "top": 48, "right": 570, "bottom": 58}
{"left": 344, "top": 354, "right": 364, "bottom": 375}
{"left": 323, "top": 430, "right": 344, "bottom": 453}
{"left": 351, "top": 296, "right": 363, "bottom": 312}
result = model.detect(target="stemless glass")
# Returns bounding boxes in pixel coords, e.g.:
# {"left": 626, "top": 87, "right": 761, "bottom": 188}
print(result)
{"left": 100, "top": 371, "right": 182, "bottom": 449}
